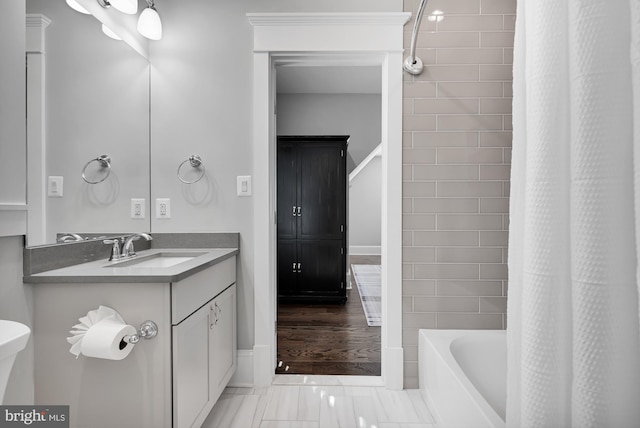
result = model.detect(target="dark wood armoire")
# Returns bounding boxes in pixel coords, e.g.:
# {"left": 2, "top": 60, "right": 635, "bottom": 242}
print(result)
{"left": 276, "top": 135, "right": 349, "bottom": 303}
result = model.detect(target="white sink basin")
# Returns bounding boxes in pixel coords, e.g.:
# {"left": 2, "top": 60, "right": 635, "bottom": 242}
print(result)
{"left": 105, "top": 252, "right": 207, "bottom": 269}
{"left": 0, "top": 320, "right": 30, "bottom": 361}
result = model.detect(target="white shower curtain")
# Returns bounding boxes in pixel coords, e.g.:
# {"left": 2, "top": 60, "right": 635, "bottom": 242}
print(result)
{"left": 508, "top": 0, "right": 640, "bottom": 426}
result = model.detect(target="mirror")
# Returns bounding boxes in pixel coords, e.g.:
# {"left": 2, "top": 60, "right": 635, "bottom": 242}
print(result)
{"left": 26, "top": 0, "right": 150, "bottom": 247}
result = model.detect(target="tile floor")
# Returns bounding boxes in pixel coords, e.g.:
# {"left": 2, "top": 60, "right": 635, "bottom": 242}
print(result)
{"left": 202, "top": 375, "right": 437, "bottom": 428}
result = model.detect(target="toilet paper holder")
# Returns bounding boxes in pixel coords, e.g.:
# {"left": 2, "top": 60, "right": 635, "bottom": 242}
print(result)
{"left": 124, "top": 320, "right": 158, "bottom": 344}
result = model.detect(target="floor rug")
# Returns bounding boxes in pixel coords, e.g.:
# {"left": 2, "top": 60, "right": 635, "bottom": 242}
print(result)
{"left": 351, "top": 264, "right": 382, "bottom": 327}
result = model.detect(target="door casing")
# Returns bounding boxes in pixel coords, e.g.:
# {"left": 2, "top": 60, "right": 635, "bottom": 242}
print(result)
{"left": 249, "top": 12, "right": 410, "bottom": 389}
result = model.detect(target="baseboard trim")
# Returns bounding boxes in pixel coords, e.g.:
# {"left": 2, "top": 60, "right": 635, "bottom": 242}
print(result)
{"left": 253, "top": 344, "right": 276, "bottom": 387}
{"left": 384, "top": 346, "right": 404, "bottom": 390}
{"left": 349, "top": 245, "right": 381, "bottom": 255}
{"left": 228, "top": 349, "right": 254, "bottom": 387}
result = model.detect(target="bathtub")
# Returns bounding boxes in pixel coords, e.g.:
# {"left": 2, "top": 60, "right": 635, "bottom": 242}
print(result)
{"left": 419, "top": 329, "right": 506, "bottom": 428}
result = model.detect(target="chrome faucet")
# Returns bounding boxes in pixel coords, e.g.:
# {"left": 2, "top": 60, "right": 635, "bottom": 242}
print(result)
{"left": 122, "top": 233, "right": 153, "bottom": 258}
{"left": 58, "top": 233, "right": 84, "bottom": 243}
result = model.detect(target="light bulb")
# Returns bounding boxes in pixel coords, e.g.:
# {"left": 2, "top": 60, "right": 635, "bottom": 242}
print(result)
{"left": 427, "top": 10, "right": 444, "bottom": 22}
{"left": 109, "top": 0, "right": 137, "bottom": 15}
{"left": 102, "top": 24, "right": 122, "bottom": 40}
{"left": 66, "top": 0, "right": 90, "bottom": 14}
{"left": 137, "top": 6, "right": 162, "bottom": 40}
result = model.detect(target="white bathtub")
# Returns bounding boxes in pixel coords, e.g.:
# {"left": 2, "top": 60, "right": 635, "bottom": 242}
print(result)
{"left": 419, "top": 329, "right": 506, "bottom": 428}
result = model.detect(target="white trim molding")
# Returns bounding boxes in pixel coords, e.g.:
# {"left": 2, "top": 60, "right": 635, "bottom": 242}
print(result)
{"left": 228, "top": 349, "right": 254, "bottom": 388}
{"left": 349, "top": 143, "right": 382, "bottom": 183}
{"left": 247, "top": 12, "right": 412, "bottom": 27}
{"left": 25, "top": 14, "right": 51, "bottom": 246}
{"left": 26, "top": 14, "right": 51, "bottom": 53}
{"left": 248, "top": 13, "right": 409, "bottom": 54}
{"left": 249, "top": 12, "right": 409, "bottom": 389}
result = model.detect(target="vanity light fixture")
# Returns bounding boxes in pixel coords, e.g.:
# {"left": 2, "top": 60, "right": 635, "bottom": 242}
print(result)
{"left": 65, "top": 0, "right": 162, "bottom": 42}
{"left": 66, "top": 0, "right": 136, "bottom": 16}
{"left": 109, "top": 0, "right": 138, "bottom": 15}
{"left": 137, "top": 0, "right": 162, "bottom": 40}
{"left": 66, "top": 0, "right": 90, "bottom": 14}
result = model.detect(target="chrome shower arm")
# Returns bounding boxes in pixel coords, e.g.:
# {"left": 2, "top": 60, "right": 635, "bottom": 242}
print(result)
{"left": 404, "top": 0, "right": 429, "bottom": 75}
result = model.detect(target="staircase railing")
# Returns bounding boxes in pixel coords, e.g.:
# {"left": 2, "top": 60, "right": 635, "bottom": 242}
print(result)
{"left": 349, "top": 143, "right": 381, "bottom": 184}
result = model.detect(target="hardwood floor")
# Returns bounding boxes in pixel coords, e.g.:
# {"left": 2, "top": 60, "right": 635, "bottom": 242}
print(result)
{"left": 276, "top": 255, "right": 381, "bottom": 376}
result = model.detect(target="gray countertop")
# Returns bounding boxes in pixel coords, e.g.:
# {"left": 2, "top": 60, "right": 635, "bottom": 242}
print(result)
{"left": 23, "top": 248, "right": 239, "bottom": 284}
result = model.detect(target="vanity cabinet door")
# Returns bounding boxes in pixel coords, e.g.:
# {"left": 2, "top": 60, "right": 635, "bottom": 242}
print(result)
{"left": 172, "top": 302, "right": 211, "bottom": 428}
{"left": 210, "top": 284, "right": 237, "bottom": 402}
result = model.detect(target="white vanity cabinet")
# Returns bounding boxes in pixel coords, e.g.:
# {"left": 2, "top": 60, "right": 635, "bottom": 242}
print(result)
{"left": 171, "top": 256, "right": 237, "bottom": 428}
{"left": 172, "top": 284, "right": 236, "bottom": 428}
{"left": 29, "top": 250, "right": 238, "bottom": 428}
{"left": 172, "top": 302, "right": 210, "bottom": 428}
{"left": 209, "top": 285, "right": 236, "bottom": 397}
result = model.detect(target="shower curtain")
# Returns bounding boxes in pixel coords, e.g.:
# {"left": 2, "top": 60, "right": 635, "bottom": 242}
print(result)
{"left": 508, "top": 0, "right": 640, "bottom": 426}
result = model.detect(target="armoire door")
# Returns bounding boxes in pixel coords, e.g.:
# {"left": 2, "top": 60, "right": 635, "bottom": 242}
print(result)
{"left": 276, "top": 240, "right": 297, "bottom": 296}
{"left": 297, "top": 143, "right": 345, "bottom": 241}
{"left": 297, "top": 240, "right": 344, "bottom": 296}
{"left": 276, "top": 142, "right": 297, "bottom": 241}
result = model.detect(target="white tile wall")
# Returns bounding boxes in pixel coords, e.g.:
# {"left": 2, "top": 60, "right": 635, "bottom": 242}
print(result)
{"left": 402, "top": 0, "right": 515, "bottom": 388}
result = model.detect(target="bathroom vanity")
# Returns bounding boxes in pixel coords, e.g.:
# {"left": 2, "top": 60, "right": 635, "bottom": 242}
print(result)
{"left": 24, "top": 247, "right": 238, "bottom": 428}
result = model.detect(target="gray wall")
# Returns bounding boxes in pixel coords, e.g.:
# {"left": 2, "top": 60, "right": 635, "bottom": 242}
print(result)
{"left": 349, "top": 156, "right": 382, "bottom": 250}
{"left": 0, "top": 0, "right": 32, "bottom": 405}
{"left": 0, "top": 0, "right": 26, "bottom": 207}
{"left": 276, "top": 94, "right": 382, "bottom": 172}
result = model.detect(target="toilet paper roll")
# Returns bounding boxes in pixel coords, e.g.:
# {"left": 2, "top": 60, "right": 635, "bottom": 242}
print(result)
{"left": 80, "top": 319, "right": 137, "bottom": 360}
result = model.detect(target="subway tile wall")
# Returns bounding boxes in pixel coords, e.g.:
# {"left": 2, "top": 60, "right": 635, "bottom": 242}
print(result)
{"left": 402, "top": 0, "right": 515, "bottom": 388}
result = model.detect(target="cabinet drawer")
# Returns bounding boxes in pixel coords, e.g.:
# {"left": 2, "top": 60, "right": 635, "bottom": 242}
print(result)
{"left": 171, "top": 256, "right": 236, "bottom": 325}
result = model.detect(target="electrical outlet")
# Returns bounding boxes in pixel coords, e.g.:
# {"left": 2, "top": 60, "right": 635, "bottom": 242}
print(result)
{"left": 131, "top": 198, "right": 145, "bottom": 219}
{"left": 156, "top": 198, "right": 171, "bottom": 219}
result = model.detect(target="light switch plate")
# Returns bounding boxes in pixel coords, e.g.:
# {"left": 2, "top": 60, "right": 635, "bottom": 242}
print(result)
{"left": 237, "top": 176, "right": 252, "bottom": 196}
{"left": 48, "top": 176, "right": 63, "bottom": 197}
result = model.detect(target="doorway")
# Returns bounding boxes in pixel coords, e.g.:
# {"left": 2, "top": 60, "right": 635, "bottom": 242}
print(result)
{"left": 274, "top": 134, "right": 379, "bottom": 375}
{"left": 249, "top": 12, "right": 409, "bottom": 389}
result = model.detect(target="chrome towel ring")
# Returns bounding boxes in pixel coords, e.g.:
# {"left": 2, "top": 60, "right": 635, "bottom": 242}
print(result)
{"left": 177, "top": 155, "right": 205, "bottom": 184}
{"left": 82, "top": 155, "right": 112, "bottom": 184}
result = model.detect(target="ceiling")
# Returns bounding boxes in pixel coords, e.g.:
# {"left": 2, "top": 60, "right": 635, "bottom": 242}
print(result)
{"left": 276, "top": 65, "right": 381, "bottom": 94}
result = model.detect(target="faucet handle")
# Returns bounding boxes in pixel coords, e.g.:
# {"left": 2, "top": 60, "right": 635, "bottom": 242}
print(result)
{"left": 103, "top": 238, "right": 121, "bottom": 261}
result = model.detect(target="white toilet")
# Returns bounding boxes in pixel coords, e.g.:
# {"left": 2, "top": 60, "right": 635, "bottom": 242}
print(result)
{"left": 0, "top": 320, "right": 30, "bottom": 404}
